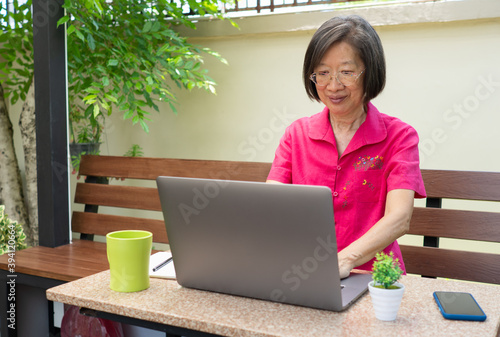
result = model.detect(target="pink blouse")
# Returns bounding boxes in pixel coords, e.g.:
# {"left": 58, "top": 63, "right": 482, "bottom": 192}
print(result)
{"left": 267, "top": 102, "right": 427, "bottom": 272}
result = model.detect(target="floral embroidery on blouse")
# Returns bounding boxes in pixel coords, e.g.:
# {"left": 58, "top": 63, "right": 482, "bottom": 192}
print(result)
{"left": 342, "top": 180, "right": 352, "bottom": 208}
{"left": 362, "top": 179, "right": 375, "bottom": 191}
{"left": 353, "top": 155, "right": 384, "bottom": 171}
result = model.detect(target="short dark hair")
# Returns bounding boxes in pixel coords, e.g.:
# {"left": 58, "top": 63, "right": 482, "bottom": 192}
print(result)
{"left": 303, "top": 15, "right": 386, "bottom": 103}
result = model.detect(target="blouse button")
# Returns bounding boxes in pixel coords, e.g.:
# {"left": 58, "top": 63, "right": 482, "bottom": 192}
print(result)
{"left": 333, "top": 191, "right": 339, "bottom": 197}
{"left": 337, "top": 166, "right": 341, "bottom": 170}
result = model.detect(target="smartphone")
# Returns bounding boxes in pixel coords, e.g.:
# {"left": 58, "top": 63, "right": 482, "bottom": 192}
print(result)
{"left": 433, "top": 291, "right": 487, "bottom": 321}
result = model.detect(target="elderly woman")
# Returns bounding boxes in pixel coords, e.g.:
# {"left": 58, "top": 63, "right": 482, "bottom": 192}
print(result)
{"left": 267, "top": 15, "right": 426, "bottom": 278}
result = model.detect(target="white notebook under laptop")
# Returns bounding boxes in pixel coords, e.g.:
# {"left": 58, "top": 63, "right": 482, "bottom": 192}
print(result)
{"left": 156, "top": 176, "right": 371, "bottom": 311}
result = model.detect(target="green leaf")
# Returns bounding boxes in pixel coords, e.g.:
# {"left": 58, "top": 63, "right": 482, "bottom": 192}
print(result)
{"left": 139, "top": 119, "right": 150, "bottom": 133}
{"left": 86, "top": 33, "right": 96, "bottom": 51}
{"left": 93, "top": 104, "right": 100, "bottom": 118}
{"left": 84, "top": 87, "right": 100, "bottom": 94}
{"left": 119, "top": 102, "right": 130, "bottom": 111}
{"left": 83, "top": 94, "right": 97, "bottom": 101}
{"left": 100, "top": 99, "right": 110, "bottom": 111}
{"left": 151, "top": 21, "right": 161, "bottom": 33}
{"left": 104, "top": 94, "right": 118, "bottom": 103}
{"left": 56, "top": 16, "right": 69, "bottom": 27}
{"left": 107, "top": 59, "right": 119, "bottom": 66}
{"left": 142, "top": 21, "right": 153, "bottom": 33}
{"left": 123, "top": 109, "right": 134, "bottom": 120}
{"left": 66, "top": 25, "right": 76, "bottom": 36}
{"left": 84, "top": 104, "right": 94, "bottom": 118}
{"left": 75, "top": 29, "right": 85, "bottom": 41}
{"left": 0, "top": 34, "right": 10, "bottom": 43}
{"left": 169, "top": 102, "right": 178, "bottom": 115}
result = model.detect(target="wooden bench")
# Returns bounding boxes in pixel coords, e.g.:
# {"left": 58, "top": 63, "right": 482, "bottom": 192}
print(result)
{"left": 1, "top": 155, "right": 499, "bottom": 335}
{"left": 400, "top": 170, "right": 500, "bottom": 284}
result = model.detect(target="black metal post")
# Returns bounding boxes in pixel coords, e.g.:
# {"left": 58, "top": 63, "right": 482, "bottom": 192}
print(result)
{"left": 423, "top": 197, "right": 442, "bottom": 248}
{"left": 421, "top": 197, "right": 442, "bottom": 279}
{"left": 33, "top": 0, "right": 70, "bottom": 247}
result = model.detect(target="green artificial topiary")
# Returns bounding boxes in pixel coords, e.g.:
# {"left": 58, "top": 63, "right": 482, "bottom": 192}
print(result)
{"left": 371, "top": 251, "right": 403, "bottom": 289}
{"left": 0, "top": 205, "right": 27, "bottom": 255}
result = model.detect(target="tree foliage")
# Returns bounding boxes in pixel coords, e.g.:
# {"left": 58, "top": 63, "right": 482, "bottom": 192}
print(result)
{"left": 0, "top": 205, "right": 27, "bottom": 255}
{"left": 0, "top": 0, "right": 33, "bottom": 104}
{"left": 59, "top": 0, "right": 234, "bottom": 143}
{"left": 0, "top": 0, "right": 235, "bottom": 143}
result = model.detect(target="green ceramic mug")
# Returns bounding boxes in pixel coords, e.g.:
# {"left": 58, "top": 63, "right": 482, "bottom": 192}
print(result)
{"left": 106, "top": 230, "right": 152, "bottom": 292}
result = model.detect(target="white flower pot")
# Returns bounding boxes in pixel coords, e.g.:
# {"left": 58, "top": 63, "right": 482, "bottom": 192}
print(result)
{"left": 368, "top": 280, "right": 405, "bottom": 321}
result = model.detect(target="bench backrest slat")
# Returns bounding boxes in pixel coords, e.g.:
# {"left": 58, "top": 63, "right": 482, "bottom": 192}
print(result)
{"left": 72, "top": 212, "right": 169, "bottom": 244}
{"left": 78, "top": 155, "right": 272, "bottom": 182}
{"left": 409, "top": 208, "right": 500, "bottom": 242}
{"left": 75, "top": 183, "right": 161, "bottom": 211}
{"left": 400, "top": 246, "right": 500, "bottom": 284}
{"left": 421, "top": 169, "right": 500, "bottom": 201}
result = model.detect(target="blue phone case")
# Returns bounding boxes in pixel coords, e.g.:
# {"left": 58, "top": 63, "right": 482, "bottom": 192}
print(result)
{"left": 433, "top": 292, "right": 487, "bottom": 321}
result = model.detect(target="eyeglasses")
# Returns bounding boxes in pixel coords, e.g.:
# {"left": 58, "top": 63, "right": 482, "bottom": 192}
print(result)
{"left": 309, "top": 69, "right": 365, "bottom": 87}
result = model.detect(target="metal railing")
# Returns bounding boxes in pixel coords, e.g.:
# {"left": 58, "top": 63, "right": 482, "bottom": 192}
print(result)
{"left": 223, "top": 0, "right": 360, "bottom": 13}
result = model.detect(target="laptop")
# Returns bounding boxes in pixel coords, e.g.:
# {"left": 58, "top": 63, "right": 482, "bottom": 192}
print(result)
{"left": 156, "top": 176, "right": 371, "bottom": 311}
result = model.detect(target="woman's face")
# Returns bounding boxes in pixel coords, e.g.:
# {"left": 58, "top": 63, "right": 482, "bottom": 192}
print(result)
{"left": 313, "top": 41, "right": 366, "bottom": 119}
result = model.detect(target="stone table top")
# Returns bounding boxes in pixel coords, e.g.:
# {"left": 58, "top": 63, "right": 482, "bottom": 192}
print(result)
{"left": 47, "top": 271, "right": 500, "bottom": 337}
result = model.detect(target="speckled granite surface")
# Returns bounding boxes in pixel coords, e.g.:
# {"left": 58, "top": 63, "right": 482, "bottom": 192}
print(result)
{"left": 47, "top": 271, "right": 499, "bottom": 337}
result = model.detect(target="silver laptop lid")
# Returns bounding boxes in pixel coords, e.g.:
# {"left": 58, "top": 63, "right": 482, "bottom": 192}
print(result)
{"left": 156, "top": 176, "right": 368, "bottom": 311}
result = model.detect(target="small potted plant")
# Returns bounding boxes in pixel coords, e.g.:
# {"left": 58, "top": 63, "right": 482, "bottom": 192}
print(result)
{"left": 0, "top": 205, "right": 27, "bottom": 255}
{"left": 368, "top": 251, "right": 405, "bottom": 321}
